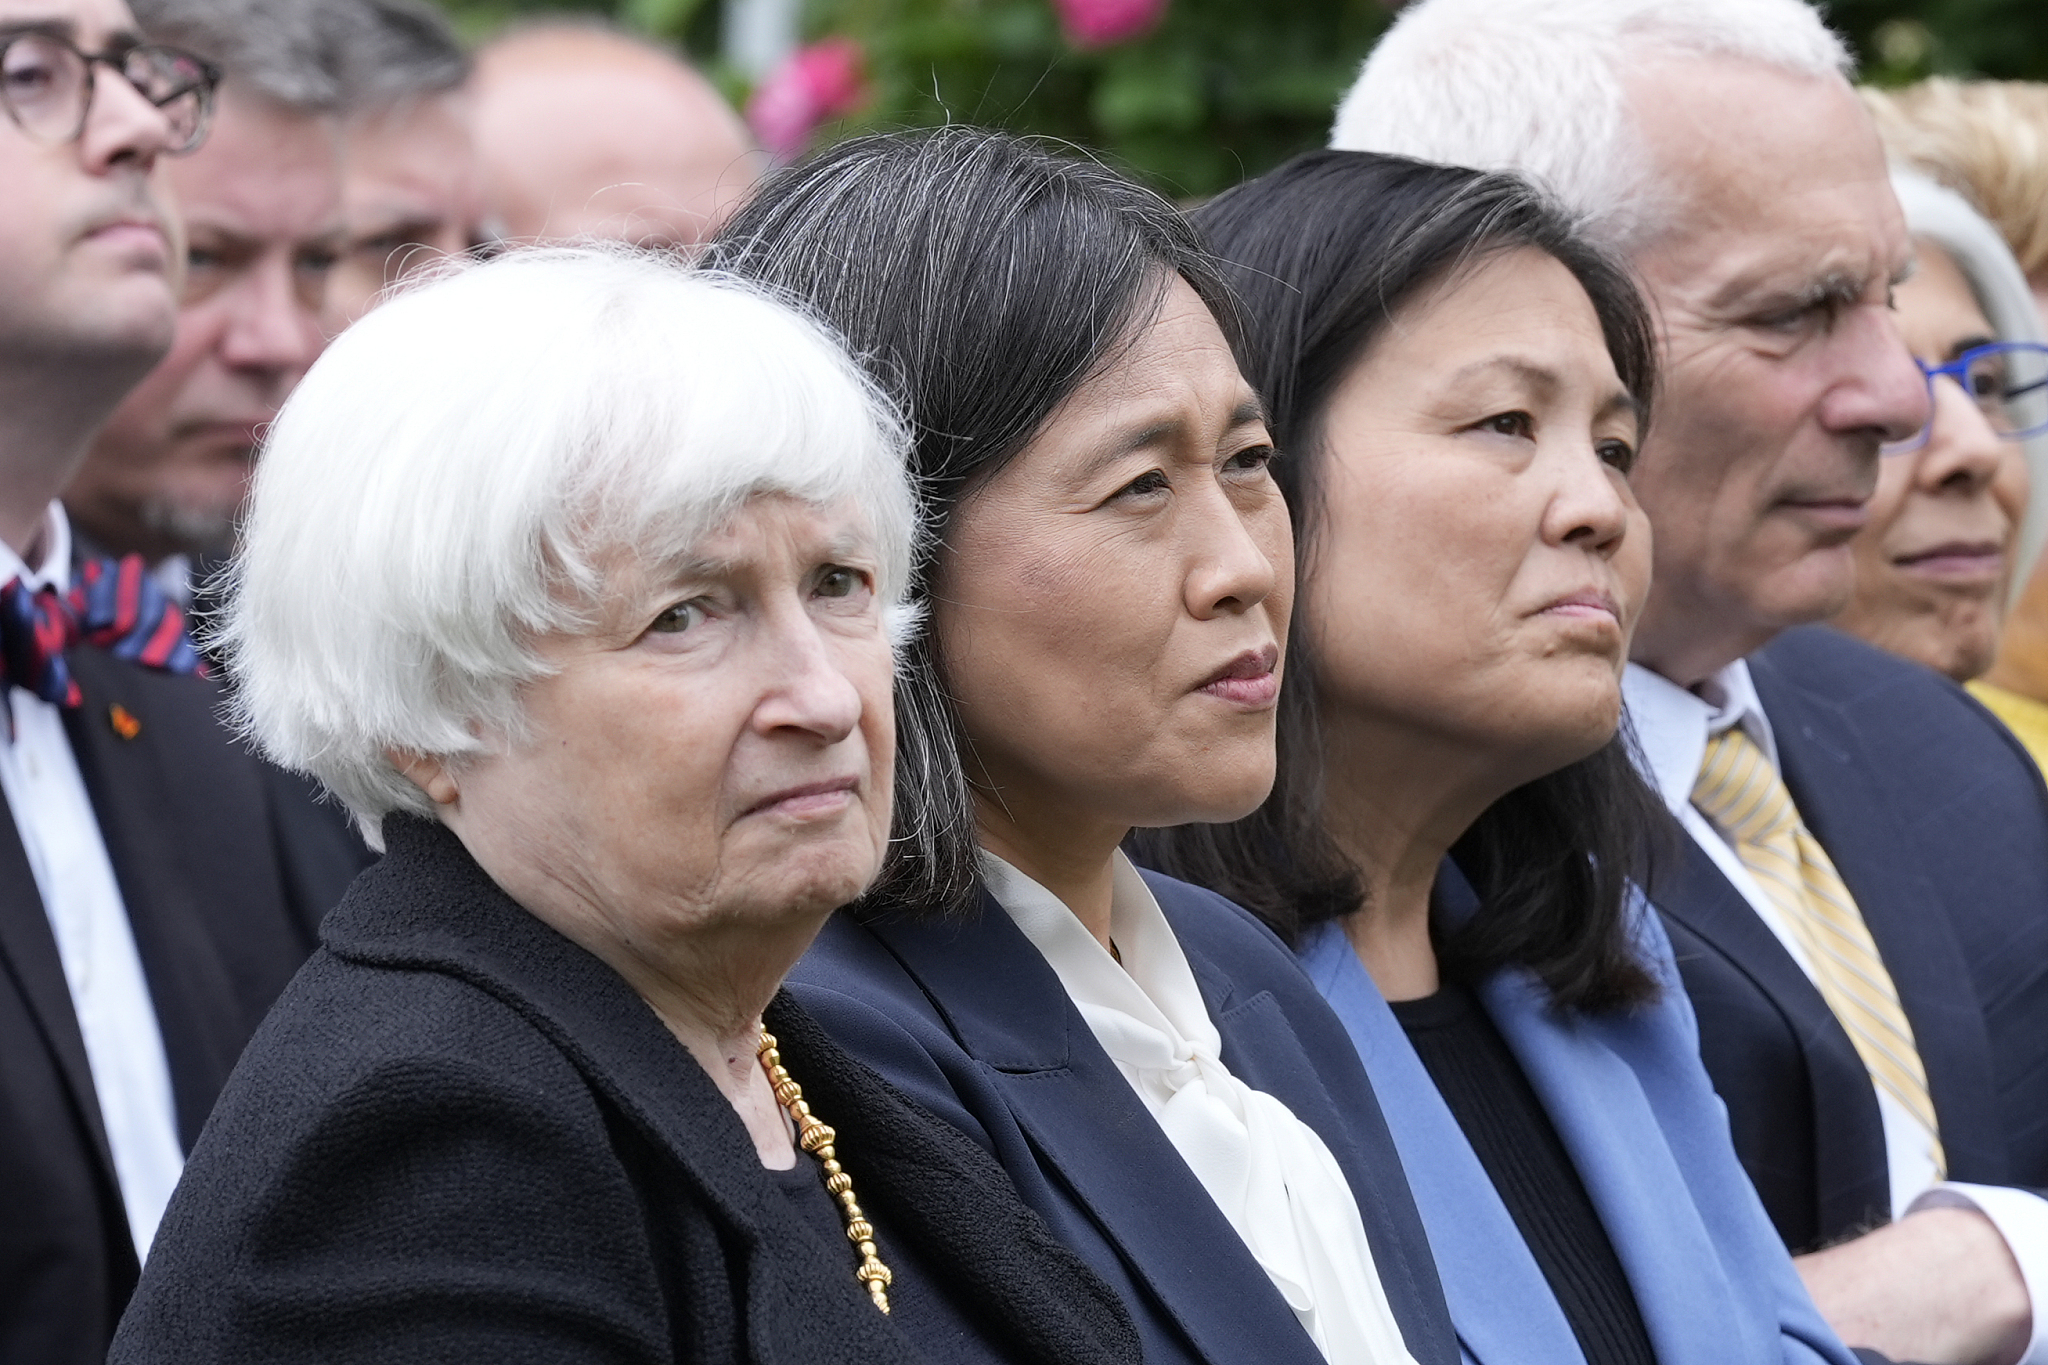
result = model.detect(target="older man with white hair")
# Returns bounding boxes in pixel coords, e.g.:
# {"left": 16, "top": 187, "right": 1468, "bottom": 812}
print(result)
{"left": 1337, "top": 3, "right": 2048, "bottom": 1364}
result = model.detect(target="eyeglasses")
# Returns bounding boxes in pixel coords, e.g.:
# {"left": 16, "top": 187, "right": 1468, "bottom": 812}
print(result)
{"left": 1, "top": 29, "right": 220, "bottom": 156}
{"left": 1883, "top": 340, "right": 2048, "bottom": 456}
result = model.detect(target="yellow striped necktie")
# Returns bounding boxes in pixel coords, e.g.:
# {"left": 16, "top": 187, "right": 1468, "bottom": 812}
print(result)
{"left": 1692, "top": 726, "right": 1945, "bottom": 1175}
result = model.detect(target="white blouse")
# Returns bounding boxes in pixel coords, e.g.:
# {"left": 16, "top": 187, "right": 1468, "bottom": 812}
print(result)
{"left": 981, "top": 850, "right": 1418, "bottom": 1365}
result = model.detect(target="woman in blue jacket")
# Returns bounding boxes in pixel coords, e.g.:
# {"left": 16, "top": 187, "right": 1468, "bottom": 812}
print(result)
{"left": 1139, "top": 150, "right": 1864, "bottom": 1365}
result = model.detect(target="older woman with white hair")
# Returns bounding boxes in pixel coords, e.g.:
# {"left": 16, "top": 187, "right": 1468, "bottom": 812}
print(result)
{"left": 1824, "top": 168, "right": 2048, "bottom": 779}
{"left": 1828, "top": 171, "right": 2048, "bottom": 698}
{"left": 105, "top": 248, "right": 1138, "bottom": 1365}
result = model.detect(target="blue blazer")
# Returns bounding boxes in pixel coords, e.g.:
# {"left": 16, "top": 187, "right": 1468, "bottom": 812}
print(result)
{"left": 787, "top": 870, "right": 1461, "bottom": 1365}
{"left": 1651, "top": 626, "right": 2048, "bottom": 1251}
{"left": 1298, "top": 887, "right": 1860, "bottom": 1365}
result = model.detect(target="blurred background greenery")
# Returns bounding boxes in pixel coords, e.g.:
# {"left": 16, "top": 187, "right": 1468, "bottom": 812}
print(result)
{"left": 434, "top": 0, "right": 2048, "bottom": 196}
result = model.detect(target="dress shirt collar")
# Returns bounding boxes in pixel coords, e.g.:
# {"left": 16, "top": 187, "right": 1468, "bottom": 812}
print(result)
{"left": 1622, "top": 658, "right": 1781, "bottom": 809}
{"left": 0, "top": 501, "right": 72, "bottom": 594}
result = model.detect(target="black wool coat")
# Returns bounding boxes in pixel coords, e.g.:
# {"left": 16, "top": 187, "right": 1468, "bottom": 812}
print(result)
{"left": 109, "top": 816, "right": 1141, "bottom": 1365}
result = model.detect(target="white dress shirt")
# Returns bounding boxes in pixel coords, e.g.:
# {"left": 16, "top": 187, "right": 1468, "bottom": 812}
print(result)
{"left": 0, "top": 503, "right": 184, "bottom": 1259}
{"left": 1625, "top": 660, "right": 2048, "bottom": 1365}
{"left": 982, "top": 850, "right": 1418, "bottom": 1365}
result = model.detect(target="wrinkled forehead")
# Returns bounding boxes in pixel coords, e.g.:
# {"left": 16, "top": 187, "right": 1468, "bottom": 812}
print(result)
{"left": 1625, "top": 56, "right": 1907, "bottom": 299}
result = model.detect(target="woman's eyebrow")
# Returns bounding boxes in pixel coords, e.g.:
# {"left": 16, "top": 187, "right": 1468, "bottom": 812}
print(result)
{"left": 1946, "top": 334, "right": 1997, "bottom": 361}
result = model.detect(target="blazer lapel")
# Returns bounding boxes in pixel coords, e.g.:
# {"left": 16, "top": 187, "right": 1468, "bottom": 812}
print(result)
{"left": 1755, "top": 660, "right": 2007, "bottom": 1181}
{"left": 1646, "top": 827, "right": 1892, "bottom": 1237}
{"left": 0, "top": 787, "right": 119, "bottom": 1182}
{"left": 62, "top": 658, "right": 260, "bottom": 1147}
{"left": 867, "top": 893, "right": 1329, "bottom": 1365}
{"left": 1300, "top": 926, "right": 1582, "bottom": 1365}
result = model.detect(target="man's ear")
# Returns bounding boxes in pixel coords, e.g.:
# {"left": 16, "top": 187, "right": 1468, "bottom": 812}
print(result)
{"left": 388, "top": 749, "right": 459, "bottom": 807}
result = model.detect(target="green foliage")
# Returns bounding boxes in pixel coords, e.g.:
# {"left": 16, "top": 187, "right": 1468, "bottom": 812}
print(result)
{"left": 794, "top": 0, "right": 1393, "bottom": 195}
{"left": 1825, "top": 0, "right": 2048, "bottom": 87}
{"left": 435, "top": 0, "right": 2048, "bottom": 191}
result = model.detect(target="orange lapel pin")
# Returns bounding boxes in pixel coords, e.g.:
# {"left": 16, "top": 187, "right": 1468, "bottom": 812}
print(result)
{"left": 108, "top": 704, "right": 141, "bottom": 741}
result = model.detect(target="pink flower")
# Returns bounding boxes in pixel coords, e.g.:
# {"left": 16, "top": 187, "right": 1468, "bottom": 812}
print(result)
{"left": 1053, "top": 0, "right": 1168, "bottom": 47}
{"left": 747, "top": 37, "right": 867, "bottom": 161}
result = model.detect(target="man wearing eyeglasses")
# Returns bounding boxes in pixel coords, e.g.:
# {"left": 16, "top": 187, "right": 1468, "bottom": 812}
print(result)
{"left": 0, "top": 3, "right": 350, "bottom": 1361}
{"left": 62, "top": 0, "right": 345, "bottom": 594}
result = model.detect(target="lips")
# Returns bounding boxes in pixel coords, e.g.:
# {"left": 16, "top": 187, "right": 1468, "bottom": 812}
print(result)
{"left": 1538, "top": 588, "right": 1621, "bottom": 622}
{"left": 741, "top": 776, "right": 860, "bottom": 819}
{"left": 1892, "top": 540, "right": 2004, "bottom": 581}
{"left": 1198, "top": 644, "right": 1280, "bottom": 707}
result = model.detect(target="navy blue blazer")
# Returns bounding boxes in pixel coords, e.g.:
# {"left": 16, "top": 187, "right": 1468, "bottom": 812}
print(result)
{"left": 0, "top": 648, "right": 371, "bottom": 1365}
{"left": 1649, "top": 626, "right": 2048, "bottom": 1252}
{"left": 1300, "top": 896, "right": 1859, "bottom": 1365}
{"left": 788, "top": 869, "right": 1461, "bottom": 1365}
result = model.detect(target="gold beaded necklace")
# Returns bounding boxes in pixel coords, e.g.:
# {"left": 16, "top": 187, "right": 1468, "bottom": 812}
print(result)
{"left": 756, "top": 1029, "right": 894, "bottom": 1314}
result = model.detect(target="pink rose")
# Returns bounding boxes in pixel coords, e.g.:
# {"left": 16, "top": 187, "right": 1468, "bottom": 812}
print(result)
{"left": 1053, "top": 0, "right": 1168, "bottom": 47}
{"left": 747, "top": 37, "right": 867, "bottom": 161}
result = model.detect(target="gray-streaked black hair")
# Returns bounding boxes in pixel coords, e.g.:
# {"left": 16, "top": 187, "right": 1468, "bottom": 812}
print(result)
{"left": 1132, "top": 150, "right": 1665, "bottom": 1012}
{"left": 325, "top": 0, "right": 469, "bottom": 112}
{"left": 708, "top": 126, "right": 1243, "bottom": 916}
{"left": 129, "top": 0, "right": 345, "bottom": 112}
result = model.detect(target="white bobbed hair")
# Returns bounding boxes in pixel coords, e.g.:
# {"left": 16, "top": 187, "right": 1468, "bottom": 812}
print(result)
{"left": 221, "top": 246, "right": 917, "bottom": 844}
{"left": 1331, "top": 0, "right": 1852, "bottom": 251}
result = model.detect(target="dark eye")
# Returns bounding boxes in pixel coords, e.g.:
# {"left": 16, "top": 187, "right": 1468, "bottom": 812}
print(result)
{"left": 1225, "top": 444, "right": 1277, "bottom": 474}
{"left": 815, "top": 565, "right": 866, "bottom": 599}
{"left": 1596, "top": 439, "right": 1636, "bottom": 473}
{"left": 1114, "top": 469, "right": 1170, "bottom": 499}
{"left": 1476, "top": 411, "right": 1535, "bottom": 440}
{"left": 647, "top": 600, "right": 704, "bottom": 634}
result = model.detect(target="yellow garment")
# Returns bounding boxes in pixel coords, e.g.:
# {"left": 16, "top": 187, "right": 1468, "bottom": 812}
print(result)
{"left": 1692, "top": 727, "right": 1946, "bottom": 1175}
{"left": 1968, "top": 680, "right": 2048, "bottom": 774}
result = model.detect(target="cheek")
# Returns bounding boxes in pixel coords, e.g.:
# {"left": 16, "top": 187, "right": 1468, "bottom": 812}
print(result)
{"left": 1865, "top": 457, "right": 1915, "bottom": 541}
{"left": 1616, "top": 510, "right": 1655, "bottom": 628}
{"left": 1994, "top": 447, "right": 2032, "bottom": 533}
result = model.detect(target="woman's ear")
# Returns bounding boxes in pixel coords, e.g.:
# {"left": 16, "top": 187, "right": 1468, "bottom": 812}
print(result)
{"left": 388, "top": 749, "right": 460, "bottom": 807}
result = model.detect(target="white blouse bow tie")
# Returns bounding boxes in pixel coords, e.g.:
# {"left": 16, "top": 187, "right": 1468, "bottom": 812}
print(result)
{"left": 984, "top": 851, "right": 1420, "bottom": 1365}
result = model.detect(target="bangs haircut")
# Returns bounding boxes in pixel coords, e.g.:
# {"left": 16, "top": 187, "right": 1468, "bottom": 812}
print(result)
{"left": 220, "top": 246, "right": 916, "bottom": 844}
{"left": 708, "top": 126, "right": 1243, "bottom": 915}
{"left": 1132, "top": 151, "right": 1665, "bottom": 1012}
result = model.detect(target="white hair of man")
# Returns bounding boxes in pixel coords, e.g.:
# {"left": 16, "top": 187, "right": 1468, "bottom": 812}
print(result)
{"left": 220, "top": 246, "right": 918, "bottom": 841}
{"left": 1330, "top": 0, "right": 1852, "bottom": 250}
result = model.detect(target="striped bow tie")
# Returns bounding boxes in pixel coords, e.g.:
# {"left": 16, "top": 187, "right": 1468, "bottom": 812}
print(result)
{"left": 0, "top": 555, "right": 205, "bottom": 735}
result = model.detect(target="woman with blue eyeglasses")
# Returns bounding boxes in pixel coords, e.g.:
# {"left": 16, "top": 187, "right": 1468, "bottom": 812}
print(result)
{"left": 1830, "top": 173, "right": 2048, "bottom": 746}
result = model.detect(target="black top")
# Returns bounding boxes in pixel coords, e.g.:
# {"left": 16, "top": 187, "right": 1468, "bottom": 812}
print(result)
{"left": 109, "top": 815, "right": 1140, "bottom": 1365}
{"left": 1391, "top": 982, "right": 1657, "bottom": 1365}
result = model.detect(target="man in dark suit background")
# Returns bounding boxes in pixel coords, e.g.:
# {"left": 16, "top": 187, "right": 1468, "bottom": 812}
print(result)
{"left": 0, "top": 0, "right": 369, "bottom": 1360}
{"left": 1333, "top": 3, "right": 2048, "bottom": 1365}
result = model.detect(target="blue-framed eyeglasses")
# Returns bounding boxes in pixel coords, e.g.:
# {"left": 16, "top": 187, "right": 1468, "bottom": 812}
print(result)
{"left": 1883, "top": 340, "right": 2048, "bottom": 455}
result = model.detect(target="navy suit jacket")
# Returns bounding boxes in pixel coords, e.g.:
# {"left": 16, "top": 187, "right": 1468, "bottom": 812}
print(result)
{"left": 1649, "top": 626, "right": 2048, "bottom": 1253}
{"left": 788, "top": 869, "right": 1460, "bottom": 1365}
{"left": 0, "top": 648, "right": 372, "bottom": 1365}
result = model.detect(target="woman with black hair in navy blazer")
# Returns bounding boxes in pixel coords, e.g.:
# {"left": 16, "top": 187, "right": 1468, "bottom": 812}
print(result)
{"left": 712, "top": 127, "right": 1458, "bottom": 1365}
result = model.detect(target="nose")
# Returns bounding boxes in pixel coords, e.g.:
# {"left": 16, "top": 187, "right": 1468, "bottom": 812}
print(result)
{"left": 1821, "top": 303, "right": 1934, "bottom": 446}
{"left": 77, "top": 60, "right": 179, "bottom": 173}
{"left": 218, "top": 261, "right": 326, "bottom": 383}
{"left": 750, "top": 611, "right": 865, "bottom": 746}
{"left": 1182, "top": 480, "right": 1283, "bottom": 620}
{"left": 1914, "top": 376, "right": 2006, "bottom": 495}
{"left": 1544, "top": 441, "right": 1632, "bottom": 554}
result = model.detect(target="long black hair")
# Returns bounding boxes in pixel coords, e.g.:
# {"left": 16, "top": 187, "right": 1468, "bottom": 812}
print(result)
{"left": 708, "top": 127, "right": 1244, "bottom": 916}
{"left": 1132, "top": 151, "right": 1666, "bottom": 1012}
